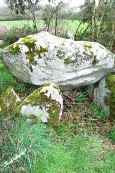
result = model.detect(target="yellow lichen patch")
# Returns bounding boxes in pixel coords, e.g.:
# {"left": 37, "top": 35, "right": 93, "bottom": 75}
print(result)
{"left": 7, "top": 36, "right": 48, "bottom": 65}
{"left": 90, "top": 50, "right": 94, "bottom": 56}
{"left": 21, "top": 36, "right": 36, "bottom": 50}
{"left": 21, "top": 36, "right": 48, "bottom": 65}
{"left": 0, "top": 87, "right": 21, "bottom": 115}
{"left": 64, "top": 57, "right": 71, "bottom": 65}
{"left": 106, "top": 74, "right": 115, "bottom": 119}
{"left": 7, "top": 43, "right": 20, "bottom": 55}
{"left": 57, "top": 49, "right": 64, "bottom": 58}
{"left": 83, "top": 44, "right": 98, "bottom": 65}
{"left": 83, "top": 44, "right": 92, "bottom": 50}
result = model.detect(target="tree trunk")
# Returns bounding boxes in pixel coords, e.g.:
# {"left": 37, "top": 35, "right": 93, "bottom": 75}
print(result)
{"left": 55, "top": 6, "right": 58, "bottom": 36}
{"left": 74, "top": 20, "right": 83, "bottom": 38}
{"left": 92, "top": 0, "right": 96, "bottom": 41}
{"left": 32, "top": 11, "right": 37, "bottom": 32}
{"left": 110, "top": 22, "right": 115, "bottom": 51}
{"left": 96, "top": 12, "right": 104, "bottom": 41}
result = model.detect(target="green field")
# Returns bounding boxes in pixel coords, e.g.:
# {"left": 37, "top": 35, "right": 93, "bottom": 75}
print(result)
{"left": 0, "top": 20, "right": 88, "bottom": 34}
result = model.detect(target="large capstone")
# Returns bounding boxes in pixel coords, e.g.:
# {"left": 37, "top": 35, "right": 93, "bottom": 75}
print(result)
{"left": 20, "top": 84, "right": 63, "bottom": 128}
{"left": 4, "top": 31, "right": 115, "bottom": 90}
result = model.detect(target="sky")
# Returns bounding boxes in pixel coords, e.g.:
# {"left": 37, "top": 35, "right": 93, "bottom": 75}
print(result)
{"left": 0, "top": 0, "right": 99, "bottom": 7}
{"left": 0, "top": 0, "right": 85, "bottom": 7}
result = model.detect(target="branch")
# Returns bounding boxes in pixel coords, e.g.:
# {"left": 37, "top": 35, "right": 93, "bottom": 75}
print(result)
{"left": 0, "top": 149, "right": 26, "bottom": 172}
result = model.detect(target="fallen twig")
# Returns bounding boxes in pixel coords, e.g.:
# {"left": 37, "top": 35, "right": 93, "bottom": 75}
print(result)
{"left": 0, "top": 149, "right": 26, "bottom": 172}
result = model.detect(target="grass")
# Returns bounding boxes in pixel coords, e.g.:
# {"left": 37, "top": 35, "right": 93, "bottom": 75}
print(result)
{"left": 0, "top": 117, "right": 115, "bottom": 173}
{"left": 0, "top": 20, "right": 44, "bottom": 29}
{"left": 0, "top": 20, "right": 88, "bottom": 34}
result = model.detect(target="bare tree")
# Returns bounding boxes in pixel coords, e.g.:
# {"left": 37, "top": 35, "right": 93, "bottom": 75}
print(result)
{"left": 51, "top": 0, "right": 67, "bottom": 35}
{"left": 43, "top": 1, "right": 55, "bottom": 31}
{"left": 91, "top": 0, "right": 96, "bottom": 41}
{"left": 4, "top": 0, "right": 40, "bottom": 31}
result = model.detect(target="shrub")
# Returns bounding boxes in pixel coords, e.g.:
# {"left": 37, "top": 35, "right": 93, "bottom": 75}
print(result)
{"left": 0, "top": 26, "right": 8, "bottom": 40}
{"left": 0, "top": 64, "right": 14, "bottom": 94}
{"left": 76, "top": 91, "right": 88, "bottom": 103}
{"left": 88, "top": 103, "right": 106, "bottom": 120}
{"left": 109, "top": 126, "right": 115, "bottom": 144}
{"left": 1, "top": 25, "right": 36, "bottom": 46}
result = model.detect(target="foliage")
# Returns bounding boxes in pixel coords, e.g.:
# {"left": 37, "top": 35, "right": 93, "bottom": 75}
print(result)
{"left": 4, "top": 0, "right": 41, "bottom": 31}
{"left": 76, "top": 91, "right": 88, "bottom": 103}
{"left": 0, "top": 63, "right": 36, "bottom": 96}
{"left": 43, "top": 4, "right": 55, "bottom": 31}
{"left": 109, "top": 126, "right": 115, "bottom": 144}
{"left": 0, "top": 64, "right": 14, "bottom": 94}
{"left": 88, "top": 103, "right": 107, "bottom": 120}
{"left": 96, "top": 0, "right": 115, "bottom": 51}
{"left": 1, "top": 25, "right": 36, "bottom": 46}
{"left": 75, "top": 91, "right": 107, "bottom": 120}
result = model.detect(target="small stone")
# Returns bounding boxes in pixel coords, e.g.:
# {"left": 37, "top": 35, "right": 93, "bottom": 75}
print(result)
{"left": 0, "top": 40, "right": 4, "bottom": 47}
{"left": 93, "top": 74, "right": 115, "bottom": 119}
{"left": 20, "top": 84, "right": 63, "bottom": 128}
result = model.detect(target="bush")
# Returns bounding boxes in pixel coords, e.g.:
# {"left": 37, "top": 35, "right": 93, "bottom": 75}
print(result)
{"left": 0, "top": 26, "right": 8, "bottom": 40}
{"left": 0, "top": 64, "right": 14, "bottom": 94}
{"left": 109, "top": 126, "right": 115, "bottom": 144}
{"left": 1, "top": 25, "right": 36, "bottom": 46}
{"left": 88, "top": 103, "right": 107, "bottom": 120}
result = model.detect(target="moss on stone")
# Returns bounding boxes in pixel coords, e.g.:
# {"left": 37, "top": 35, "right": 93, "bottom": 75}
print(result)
{"left": 25, "top": 45, "right": 48, "bottom": 65}
{"left": 106, "top": 74, "right": 115, "bottom": 119}
{"left": 92, "top": 55, "right": 98, "bottom": 65}
{"left": 64, "top": 57, "right": 71, "bottom": 65}
{"left": 84, "top": 44, "right": 92, "bottom": 50}
{"left": 25, "top": 90, "right": 50, "bottom": 106}
{"left": 89, "top": 50, "right": 94, "bottom": 56}
{"left": 22, "top": 37, "right": 48, "bottom": 65}
{"left": 23, "top": 84, "right": 61, "bottom": 128}
{"left": 48, "top": 101, "right": 61, "bottom": 129}
{"left": 0, "top": 87, "right": 21, "bottom": 115}
{"left": 7, "top": 36, "right": 48, "bottom": 65}
{"left": 37, "top": 46, "right": 48, "bottom": 59}
{"left": 61, "top": 42, "right": 65, "bottom": 46}
{"left": 21, "top": 36, "right": 36, "bottom": 49}
{"left": 8, "top": 44, "right": 20, "bottom": 55}
{"left": 56, "top": 49, "right": 65, "bottom": 59}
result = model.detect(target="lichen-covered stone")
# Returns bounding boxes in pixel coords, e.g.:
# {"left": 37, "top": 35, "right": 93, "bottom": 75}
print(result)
{"left": 106, "top": 74, "right": 115, "bottom": 119}
{"left": 4, "top": 31, "right": 115, "bottom": 90}
{"left": 0, "top": 40, "right": 4, "bottom": 48}
{"left": 0, "top": 87, "right": 21, "bottom": 114}
{"left": 20, "top": 84, "right": 63, "bottom": 128}
{"left": 94, "top": 74, "right": 115, "bottom": 119}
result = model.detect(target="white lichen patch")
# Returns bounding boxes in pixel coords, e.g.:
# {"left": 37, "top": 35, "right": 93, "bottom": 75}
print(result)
{"left": 21, "top": 105, "right": 49, "bottom": 123}
{"left": 19, "top": 44, "right": 29, "bottom": 53}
